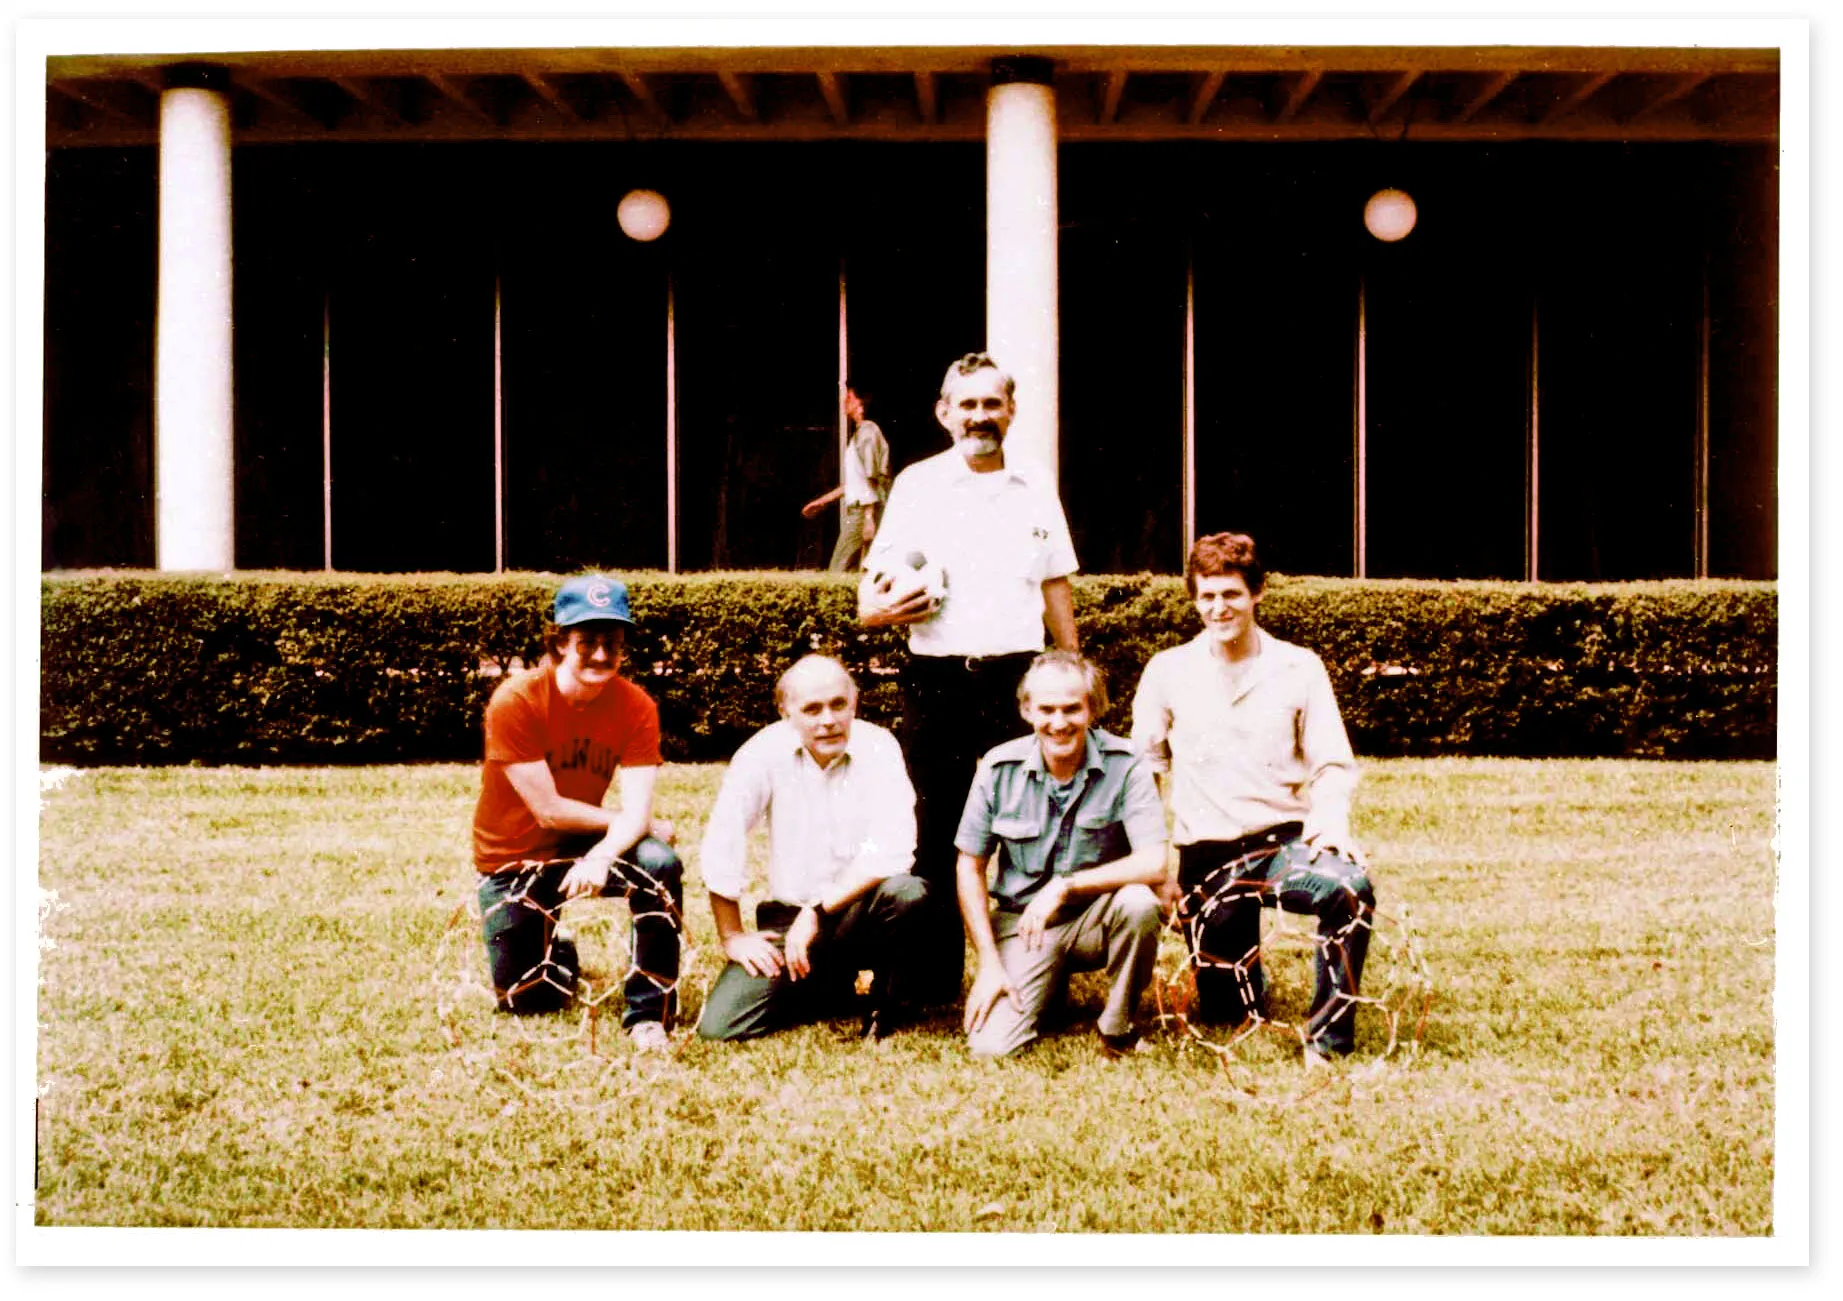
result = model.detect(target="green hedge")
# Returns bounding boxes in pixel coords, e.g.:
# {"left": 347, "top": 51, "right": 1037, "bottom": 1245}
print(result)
{"left": 40, "top": 571, "right": 1776, "bottom": 765}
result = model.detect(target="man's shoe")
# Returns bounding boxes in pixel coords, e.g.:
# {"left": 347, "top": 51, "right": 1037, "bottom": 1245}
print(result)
{"left": 549, "top": 931, "right": 581, "bottom": 981}
{"left": 627, "top": 1020, "right": 671, "bottom": 1054}
{"left": 1303, "top": 1043, "right": 1334, "bottom": 1070}
{"left": 861, "top": 1003, "right": 913, "bottom": 1043}
{"left": 1098, "top": 1029, "right": 1142, "bottom": 1058}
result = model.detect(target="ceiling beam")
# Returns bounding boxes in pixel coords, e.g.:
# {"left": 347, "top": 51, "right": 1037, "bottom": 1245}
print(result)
{"left": 1455, "top": 70, "right": 1517, "bottom": 123}
{"left": 618, "top": 71, "right": 667, "bottom": 123}
{"left": 717, "top": 71, "right": 757, "bottom": 122}
{"left": 1542, "top": 71, "right": 1615, "bottom": 124}
{"left": 914, "top": 70, "right": 937, "bottom": 124}
{"left": 1368, "top": 69, "right": 1421, "bottom": 122}
{"left": 815, "top": 71, "right": 848, "bottom": 126}
{"left": 45, "top": 45, "right": 1782, "bottom": 82}
{"left": 1628, "top": 72, "right": 1710, "bottom": 123}
{"left": 328, "top": 76, "right": 405, "bottom": 124}
{"left": 42, "top": 108, "right": 1780, "bottom": 148}
{"left": 47, "top": 80, "right": 143, "bottom": 123}
{"left": 522, "top": 72, "right": 580, "bottom": 123}
{"left": 1276, "top": 69, "right": 1321, "bottom": 121}
{"left": 1186, "top": 70, "right": 1225, "bottom": 125}
{"left": 227, "top": 71, "right": 324, "bottom": 127}
{"left": 1098, "top": 70, "right": 1128, "bottom": 125}
{"left": 424, "top": 72, "right": 496, "bottom": 124}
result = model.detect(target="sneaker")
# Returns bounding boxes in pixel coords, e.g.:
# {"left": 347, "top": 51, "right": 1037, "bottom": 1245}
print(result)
{"left": 1303, "top": 1043, "right": 1334, "bottom": 1070}
{"left": 1097, "top": 1029, "right": 1142, "bottom": 1058}
{"left": 627, "top": 1020, "right": 671, "bottom": 1054}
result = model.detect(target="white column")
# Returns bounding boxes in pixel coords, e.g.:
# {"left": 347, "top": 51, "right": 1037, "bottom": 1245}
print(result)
{"left": 155, "top": 80, "right": 235, "bottom": 571}
{"left": 985, "top": 59, "right": 1059, "bottom": 477}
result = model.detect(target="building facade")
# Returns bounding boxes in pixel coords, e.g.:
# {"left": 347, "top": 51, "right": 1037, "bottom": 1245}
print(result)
{"left": 42, "top": 44, "right": 1779, "bottom": 579}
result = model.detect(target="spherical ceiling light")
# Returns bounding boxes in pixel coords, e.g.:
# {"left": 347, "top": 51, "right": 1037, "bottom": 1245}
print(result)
{"left": 1364, "top": 188, "right": 1418, "bottom": 242}
{"left": 617, "top": 189, "right": 671, "bottom": 242}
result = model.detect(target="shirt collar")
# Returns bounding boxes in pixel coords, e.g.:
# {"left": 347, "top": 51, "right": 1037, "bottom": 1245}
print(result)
{"left": 785, "top": 721, "right": 861, "bottom": 771}
{"left": 1022, "top": 728, "right": 1106, "bottom": 782}
{"left": 940, "top": 447, "right": 1031, "bottom": 488}
{"left": 1189, "top": 626, "right": 1278, "bottom": 700}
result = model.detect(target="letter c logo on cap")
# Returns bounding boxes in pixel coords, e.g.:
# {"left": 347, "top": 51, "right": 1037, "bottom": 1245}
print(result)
{"left": 587, "top": 581, "right": 612, "bottom": 608}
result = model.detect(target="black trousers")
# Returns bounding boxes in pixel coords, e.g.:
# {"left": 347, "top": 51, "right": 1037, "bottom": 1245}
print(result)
{"left": 695, "top": 874, "right": 930, "bottom": 1040}
{"left": 899, "top": 650, "right": 1038, "bottom": 1004}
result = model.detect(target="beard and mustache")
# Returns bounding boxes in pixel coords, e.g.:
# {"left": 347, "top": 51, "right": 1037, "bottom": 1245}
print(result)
{"left": 956, "top": 420, "right": 1004, "bottom": 458}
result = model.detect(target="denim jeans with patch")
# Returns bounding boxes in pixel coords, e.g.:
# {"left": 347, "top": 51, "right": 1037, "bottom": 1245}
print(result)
{"left": 1177, "top": 824, "right": 1375, "bottom": 1055}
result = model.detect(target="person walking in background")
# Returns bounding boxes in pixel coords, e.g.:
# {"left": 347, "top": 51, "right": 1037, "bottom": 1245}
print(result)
{"left": 802, "top": 384, "right": 891, "bottom": 572}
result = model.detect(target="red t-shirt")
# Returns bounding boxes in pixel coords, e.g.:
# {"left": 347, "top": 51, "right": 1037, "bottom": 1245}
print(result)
{"left": 471, "top": 660, "right": 663, "bottom": 873}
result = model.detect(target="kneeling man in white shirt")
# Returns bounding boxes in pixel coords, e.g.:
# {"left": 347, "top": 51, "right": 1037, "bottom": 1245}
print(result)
{"left": 697, "top": 655, "right": 928, "bottom": 1041}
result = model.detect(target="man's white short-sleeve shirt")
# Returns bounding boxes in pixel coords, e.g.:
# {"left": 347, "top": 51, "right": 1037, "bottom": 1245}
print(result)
{"left": 868, "top": 449, "right": 1078, "bottom": 658}
{"left": 841, "top": 420, "right": 889, "bottom": 508}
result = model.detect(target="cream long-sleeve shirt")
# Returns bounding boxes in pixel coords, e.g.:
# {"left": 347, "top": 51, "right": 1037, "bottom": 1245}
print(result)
{"left": 1130, "top": 628, "right": 1358, "bottom": 846}
{"left": 697, "top": 718, "right": 916, "bottom": 905}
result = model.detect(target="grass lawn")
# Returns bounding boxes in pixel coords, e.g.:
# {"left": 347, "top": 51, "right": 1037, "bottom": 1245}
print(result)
{"left": 33, "top": 758, "right": 1775, "bottom": 1234}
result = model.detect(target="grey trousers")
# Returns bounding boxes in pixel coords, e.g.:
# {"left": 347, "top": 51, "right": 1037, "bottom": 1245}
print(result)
{"left": 967, "top": 884, "right": 1162, "bottom": 1058}
{"left": 827, "top": 504, "right": 872, "bottom": 572}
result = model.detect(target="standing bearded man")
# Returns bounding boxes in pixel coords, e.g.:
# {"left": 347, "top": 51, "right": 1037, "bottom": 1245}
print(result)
{"left": 859, "top": 352, "right": 1080, "bottom": 1005}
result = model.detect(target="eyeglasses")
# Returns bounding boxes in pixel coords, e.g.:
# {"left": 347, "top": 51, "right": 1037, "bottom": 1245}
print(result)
{"left": 568, "top": 629, "right": 625, "bottom": 656}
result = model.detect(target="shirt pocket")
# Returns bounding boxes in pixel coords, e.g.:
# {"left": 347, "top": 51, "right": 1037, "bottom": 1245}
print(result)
{"left": 991, "top": 813, "right": 1043, "bottom": 844}
{"left": 1014, "top": 518, "right": 1054, "bottom": 583}
{"left": 1071, "top": 808, "right": 1128, "bottom": 868}
{"left": 990, "top": 813, "right": 1044, "bottom": 877}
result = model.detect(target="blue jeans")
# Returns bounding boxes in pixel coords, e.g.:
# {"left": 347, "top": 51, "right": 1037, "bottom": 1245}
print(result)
{"left": 1178, "top": 824, "right": 1375, "bottom": 1055}
{"left": 477, "top": 835, "right": 683, "bottom": 1027}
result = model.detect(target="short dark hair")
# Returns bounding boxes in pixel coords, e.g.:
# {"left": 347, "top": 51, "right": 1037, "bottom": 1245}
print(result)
{"left": 1017, "top": 649, "right": 1109, "bottom": 716}
{"left": 939, "top": 352, "right": 1016, "bottom": 402}
{"left": 1186, "top": 531, "right": 1264, "bottom": 596}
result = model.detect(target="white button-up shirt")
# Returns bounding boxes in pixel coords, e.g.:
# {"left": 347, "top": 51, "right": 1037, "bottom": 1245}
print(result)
{"left": 697, "top": 718, "right": 917, "bottom": 905}
{"left": 1130, "top": 629, "right": 1358, "bottom": 846}
{"left": 866, "top": 448, "right": 1078, "bottom": 658}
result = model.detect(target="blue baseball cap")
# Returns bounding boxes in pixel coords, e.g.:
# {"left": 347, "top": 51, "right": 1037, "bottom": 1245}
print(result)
{"left": 552, "top": 574, "right": 637, "bottom": 629}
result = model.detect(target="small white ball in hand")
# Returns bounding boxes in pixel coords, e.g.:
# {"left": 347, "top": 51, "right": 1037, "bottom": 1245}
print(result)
{"left": 869, "top": 550, "right": 947, "bottom": 616}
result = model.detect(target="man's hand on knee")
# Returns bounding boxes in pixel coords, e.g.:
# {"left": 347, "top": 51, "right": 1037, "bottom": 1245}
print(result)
{"left": 964, "top": 961, "right": 1022, "bottom": 1035}
{"left": 560, "top": 857, "right": 611, "bottom": 899}
{"left": 723, "top": 930, "right": 786, "bottom": 980}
